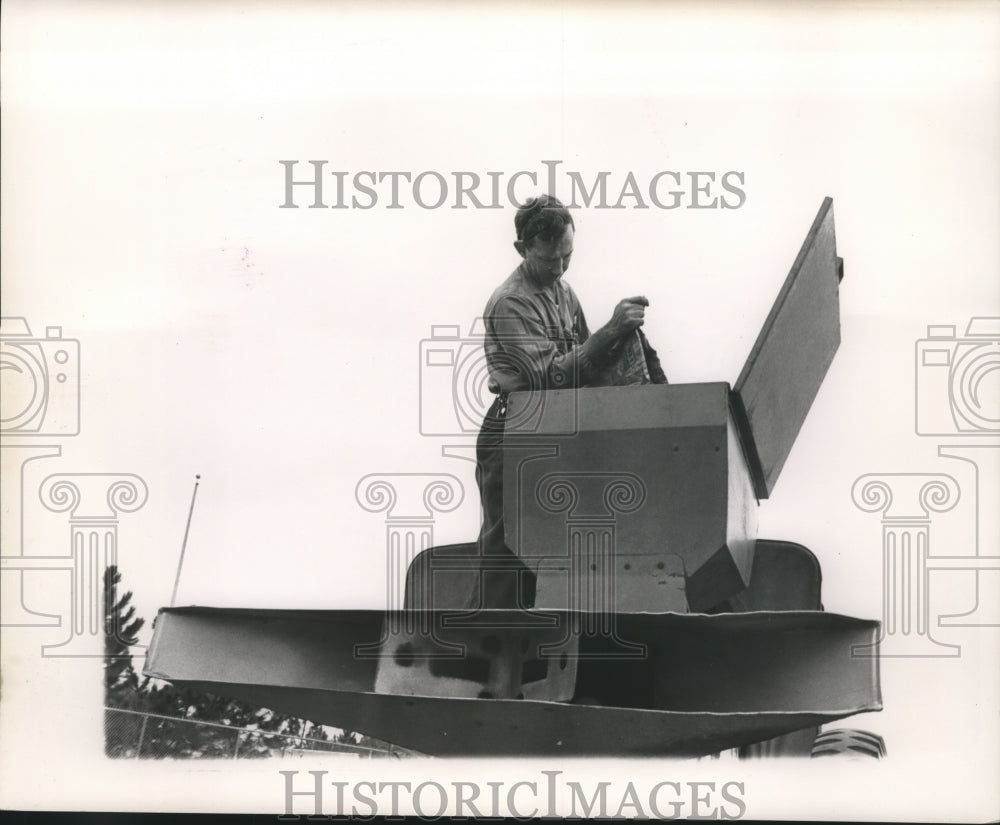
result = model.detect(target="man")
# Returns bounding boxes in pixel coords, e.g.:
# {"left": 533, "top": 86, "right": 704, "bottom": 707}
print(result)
{"left": 472, "top": 194, "right": 663, "bottom": 609}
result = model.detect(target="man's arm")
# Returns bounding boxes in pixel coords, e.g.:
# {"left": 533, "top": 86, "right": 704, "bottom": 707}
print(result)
{"left": 487, "top": 295, "right": 648, "bottom": 393}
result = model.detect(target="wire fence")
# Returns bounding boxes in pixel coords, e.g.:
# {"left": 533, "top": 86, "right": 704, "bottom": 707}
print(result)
{"left": 104, "top": 706, "right": 414, "bottom": 759}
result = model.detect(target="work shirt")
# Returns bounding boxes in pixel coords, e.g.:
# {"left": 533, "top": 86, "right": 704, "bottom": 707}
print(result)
{"left": 482, "top": 263, "right": 599, "bottom": 395}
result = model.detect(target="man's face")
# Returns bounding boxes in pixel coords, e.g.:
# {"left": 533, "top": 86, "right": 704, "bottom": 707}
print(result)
{"left": 519, "top": 225, "right": 574, "bottom": 288}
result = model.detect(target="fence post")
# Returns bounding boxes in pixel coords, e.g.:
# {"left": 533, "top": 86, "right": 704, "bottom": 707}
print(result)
{"left": 136, "top": 713, "right": 148, "bottom": 758}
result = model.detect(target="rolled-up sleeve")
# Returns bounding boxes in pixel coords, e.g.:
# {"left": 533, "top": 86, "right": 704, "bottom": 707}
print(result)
{"left": 486, "top": 296, "right": 615, "bottom": 393}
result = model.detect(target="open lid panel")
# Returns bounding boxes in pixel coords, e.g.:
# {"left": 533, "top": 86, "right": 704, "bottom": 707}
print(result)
{"left": 732, "top": 197, "right": 843, "bottom": 500}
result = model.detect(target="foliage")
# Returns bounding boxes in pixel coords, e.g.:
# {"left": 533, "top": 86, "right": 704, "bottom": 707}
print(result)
{"left": 102, "top": 565, "right": 387, "bottom": 758}
{"left": 103, "top": 565, "right": 146, "bottom": 710}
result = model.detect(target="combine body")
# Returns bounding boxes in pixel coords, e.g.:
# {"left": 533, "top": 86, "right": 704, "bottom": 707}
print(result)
{"left": 145, "top": 198, "right": 883, "bottom": 758}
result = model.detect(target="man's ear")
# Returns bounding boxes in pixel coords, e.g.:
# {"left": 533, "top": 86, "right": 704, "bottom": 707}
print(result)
{"left": 513, "top": 239, "right": 527, "bottom": 258}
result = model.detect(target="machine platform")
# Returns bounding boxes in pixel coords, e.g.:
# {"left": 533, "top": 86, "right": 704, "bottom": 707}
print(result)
{"left": 145, "top": 605, "right": 880, "bottom": 757}
{"left": 142, "top": 199, "right": 879, "bottom": 759}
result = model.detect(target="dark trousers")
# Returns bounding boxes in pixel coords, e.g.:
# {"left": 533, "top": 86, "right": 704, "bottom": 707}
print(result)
{"left": 472, "top": 397, "right": 536, "bottom": 609}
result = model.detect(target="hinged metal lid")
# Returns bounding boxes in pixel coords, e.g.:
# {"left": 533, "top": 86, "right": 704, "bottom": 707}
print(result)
{"left": 733, "top": 197, "right": 842, "bottom": 499}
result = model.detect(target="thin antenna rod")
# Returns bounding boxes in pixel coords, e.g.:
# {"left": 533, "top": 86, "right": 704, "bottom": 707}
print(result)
{"left": 171, "top": 474, "right": 201, "bottom": 607}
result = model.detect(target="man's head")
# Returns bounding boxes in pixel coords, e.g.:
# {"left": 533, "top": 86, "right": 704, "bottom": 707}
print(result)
{"left": 514, "top": 194, "right": 575, "bottom": 287}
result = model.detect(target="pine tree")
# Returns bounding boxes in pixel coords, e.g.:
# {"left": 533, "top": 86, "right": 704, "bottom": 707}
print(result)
{"left": 103, "top": 565, "right": 147, "bottom": 755}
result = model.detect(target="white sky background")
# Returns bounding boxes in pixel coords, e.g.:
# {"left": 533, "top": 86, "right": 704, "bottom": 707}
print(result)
{"left": 1, "top": 1, "right": 999, "bottom": 819}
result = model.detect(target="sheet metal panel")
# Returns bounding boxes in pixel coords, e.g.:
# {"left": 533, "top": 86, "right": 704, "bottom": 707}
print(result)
{"left": 145, "top": 606, "right": 880, "bottom": 757}
{"left": 170, "top": 681, "right": 873, "bottom": 758}
{"left": 503, "top": 383, "right": 757, "bottom": 610}
{"left": 733, "top": 197, "right": 842, "bottom": 499}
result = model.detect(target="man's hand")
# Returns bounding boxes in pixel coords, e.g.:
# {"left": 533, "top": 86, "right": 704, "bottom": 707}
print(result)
{"left": 608, "top": 296, "right": 649, "bottom": 337}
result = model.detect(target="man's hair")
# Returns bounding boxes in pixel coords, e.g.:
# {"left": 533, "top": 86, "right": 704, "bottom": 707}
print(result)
{"left": 514, "top": 194, "right": 574, "bottom": 247}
